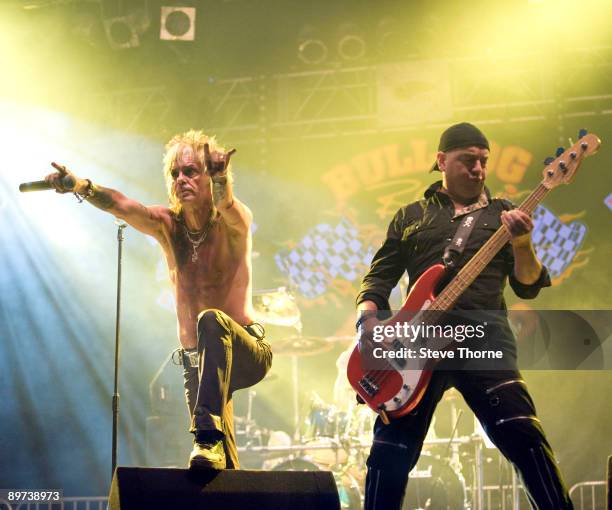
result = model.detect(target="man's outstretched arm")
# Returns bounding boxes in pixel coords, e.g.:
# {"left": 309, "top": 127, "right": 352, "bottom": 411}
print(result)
{"left": 45, "top": 162, "right": 167, "bottom": 239}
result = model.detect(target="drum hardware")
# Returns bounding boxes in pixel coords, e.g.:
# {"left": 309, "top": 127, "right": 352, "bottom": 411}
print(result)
{"left": 245, "top": 289, "right": 507, "bottom": 508}
{"left": 254, "top": 287, "right": 352, "bottom": 442}
{"left": 237, "top": 433, "right": 522, "bottom": 510}
{"left": 271, "top": 458, "right": 362, "bottom": 510}
{"left": 233, "top": 375, "right": 277, "bottom": 452}
{"left": 234, "top": 370, "right": 520, "bottom": 510}
{"left": 304, "top": 392, "right": 347, "bottom": 439}
{"left": 324, "top": 335, "right": 355, "bottom": 343}
{"left": 244, "top": 388, "right": 258, "bottom": 442}
{"left": 253, "top": 285, "right": 303, "bottom": 439}
{"left": 252, "top": 287, "right": 301, "bottom": 328}
{"left": 246, "top": 388, "right": 255, "bottom": 424}
{"left": 434, "top": 388, "right": 475, "bottom": 440}
{"left": 253, "top": 285, "right": 304, "bottom": 442}
{"left": 238, "top": 431, "right": 474, "bottom": 454}
{"left": 274, "top": 333, "right": 336, "bottom": 440}
{"left": 471, "top": 433, "right": 485, "bottom": 510}
{"left": 274, "top": 335, "right": 333, "bottom": 356}
{"left": 403, "top": 452, "right": 468, "bottom": 510}
{"left": 259, "top": 430, "right": 294, "bottom": 467}
{"left": 239, "top": 441, "right": 351, "bottom": 456}
{"left": 235, "top": 411, "right": 501, "bottom": 510}
{"left": 440, "top": 408, "right": 464, "bottom": 476}
{"left": 299, "top": 437, "right": 348, "bottom": 467}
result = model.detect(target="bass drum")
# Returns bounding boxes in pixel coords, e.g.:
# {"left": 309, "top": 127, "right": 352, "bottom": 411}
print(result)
{"left": 402, "top": 453, "right": 467, "bottom": 510}
{"left": 273, "top": 458, "right": 362, "bottom": 510}
{"left": 301, "top": 437, "right": 348, "bottom": 467}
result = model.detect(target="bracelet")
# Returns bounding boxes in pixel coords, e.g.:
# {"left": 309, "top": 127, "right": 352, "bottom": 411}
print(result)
{"left": 355, "top": 311, "right": 377, "bottom": 331}
{"left": 211, "top": 175, "right": 228, "bottom": 184}
{"left": 74, "top": 179, "right": 95, "bottom": 203}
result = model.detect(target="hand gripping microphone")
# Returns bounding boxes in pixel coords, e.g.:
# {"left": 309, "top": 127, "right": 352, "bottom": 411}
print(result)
{"left": 19, "top": 175, "right": 76, "bottom": 193}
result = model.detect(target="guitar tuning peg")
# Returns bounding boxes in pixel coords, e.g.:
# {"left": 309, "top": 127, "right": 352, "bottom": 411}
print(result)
{"left": 555, "top": 147, "right": 565, "bottom": 157}
{"left": 543, "top": 156, "right": 555, "bottom": 165}
{"left": 578, "top": 128, "right": 588, "bottom": 139}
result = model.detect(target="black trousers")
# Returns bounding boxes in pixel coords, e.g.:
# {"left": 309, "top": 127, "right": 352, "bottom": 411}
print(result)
{"left": 182, "top": 309, "right": 272, "bottom": 469}
{"left": 364, "top": 370, "right": 573, "bottom": 510}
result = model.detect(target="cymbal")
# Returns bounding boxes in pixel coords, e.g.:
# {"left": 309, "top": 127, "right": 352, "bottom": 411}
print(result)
{"left": 253, "top": 287, "right": 301, "bottom": 327}
{"left": 324, "top": 335, "right": 355, "bottom": 343}
{"left": 273, "top": 335, "right": 333, "bottom": 356}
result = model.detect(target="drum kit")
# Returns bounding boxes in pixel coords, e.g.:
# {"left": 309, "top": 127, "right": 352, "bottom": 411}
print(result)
{"left": 237, "top": 287, "right": 510, "bottom": 510}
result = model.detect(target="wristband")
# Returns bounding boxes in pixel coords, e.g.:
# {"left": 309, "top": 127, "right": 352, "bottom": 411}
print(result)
{"left": 74, "top": 179, "right": 95, "bottom": 203}
{"left": 355, "top": 311, "right": 377, "bottom": 331}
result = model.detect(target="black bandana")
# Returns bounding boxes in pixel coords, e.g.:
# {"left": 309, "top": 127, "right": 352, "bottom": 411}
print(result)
{"left": 431, "top": 122, "right": 490, "bottom": 171}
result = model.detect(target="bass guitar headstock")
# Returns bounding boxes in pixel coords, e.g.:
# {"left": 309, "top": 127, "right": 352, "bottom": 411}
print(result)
{"left": 541, "top": 129, "right": 601, "bottom": 189}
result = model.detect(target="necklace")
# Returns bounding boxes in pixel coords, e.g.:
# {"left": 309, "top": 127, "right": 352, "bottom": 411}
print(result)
{"left": 183, "top": 213, "right": 217, "bottom": 262}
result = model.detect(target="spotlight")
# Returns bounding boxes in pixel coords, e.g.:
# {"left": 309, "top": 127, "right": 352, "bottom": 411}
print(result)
{"left": 376, "top": 17, "right": 397, "bottom": 57}
{"left": 160, "top": 6, "right": 196, "bottom": 41}
{"left": 297, "top": 25, "right": 328, "bottom": 65}
{"left": 375, "top": 17, "right": 418, "bottom": 61}
{"left": 337, "top": 23, "right": 366, "bottom": 62}
{"left": 298, "top": 39, "right": 328, "bottom": 65}
{"left": 104, "top": 16, "right": 140, "bottom": 49}
{"left": 102, "top": 5, "right": 150, "bottom": 50}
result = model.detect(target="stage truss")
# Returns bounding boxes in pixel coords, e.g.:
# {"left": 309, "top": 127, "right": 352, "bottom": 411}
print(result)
{"left": 78, "top": 46, "right": 612, "bottom": 146}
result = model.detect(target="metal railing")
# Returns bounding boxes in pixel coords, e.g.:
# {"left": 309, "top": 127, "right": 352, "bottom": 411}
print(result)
{"left": 569, "top": 481, "right": 607, "bottom": 510}
{"left": 0, "top": 497, "right": 108, "bottom": 510}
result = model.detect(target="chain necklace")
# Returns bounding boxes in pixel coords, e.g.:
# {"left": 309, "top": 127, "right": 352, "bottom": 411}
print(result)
{"left": 182, "top": 212, "right": 217, "bottom": 262}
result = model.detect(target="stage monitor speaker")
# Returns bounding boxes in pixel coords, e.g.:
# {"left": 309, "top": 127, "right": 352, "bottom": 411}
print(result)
{"left": 109, "top": 466, "right": 340, "bottom": 510}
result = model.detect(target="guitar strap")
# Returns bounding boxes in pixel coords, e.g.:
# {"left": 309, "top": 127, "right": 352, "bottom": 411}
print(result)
{"left": 442, "top": 208, "right": 484, "bottom": 272}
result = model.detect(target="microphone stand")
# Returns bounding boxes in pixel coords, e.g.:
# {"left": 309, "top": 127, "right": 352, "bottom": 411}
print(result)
{"left": 112, "top": 220, "right": 127, "bottom": 479}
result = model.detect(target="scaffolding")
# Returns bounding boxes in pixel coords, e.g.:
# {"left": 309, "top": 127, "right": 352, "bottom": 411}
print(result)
{"left": 82, "top": 47, "right": 612, "bottom": 144}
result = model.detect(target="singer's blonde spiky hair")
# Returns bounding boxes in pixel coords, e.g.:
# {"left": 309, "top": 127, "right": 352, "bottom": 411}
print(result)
{"left": 162, "top": 129, "right": 233, "bottom": 214}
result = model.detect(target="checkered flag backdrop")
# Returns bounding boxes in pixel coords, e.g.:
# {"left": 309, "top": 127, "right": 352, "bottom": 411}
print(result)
{"left": 274, "top": 217, "right": 375, "bottom": 299}
{"left": 531, "top": 204, "right": 587, "bottom": 279}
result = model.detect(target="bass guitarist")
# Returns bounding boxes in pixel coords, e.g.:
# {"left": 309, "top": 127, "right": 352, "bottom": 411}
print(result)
{"left": 355, "top": 122, "right": 574, "bottom": 509}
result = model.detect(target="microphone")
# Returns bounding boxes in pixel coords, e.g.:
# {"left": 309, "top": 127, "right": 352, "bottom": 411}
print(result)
{"left": 19, "top": 175, "right": 75, "bottom": 193}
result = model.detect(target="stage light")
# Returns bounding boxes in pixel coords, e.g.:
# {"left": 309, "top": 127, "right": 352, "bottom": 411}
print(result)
{"left": 104, "top": 16, "right": 139, "bottom": 49}
{"left": 376, "top": 17, "right": 397, "bottom": 57}
{"left": 375, "top": 17, "right": 416, "bottom": 60}
{"left": 297, "top": 25, "right": 328, "bottom": 65}
{"left": 160, "top": 6, "right": 196, "bottom": 41}
{"left": 337, "top": 23, "right": 366, "bottom": 62}
{"left": 102, "top": 4, "right": 150, "bottom": 50}
{"left": 71, "top": 9, "right": 105, "bottom": 47}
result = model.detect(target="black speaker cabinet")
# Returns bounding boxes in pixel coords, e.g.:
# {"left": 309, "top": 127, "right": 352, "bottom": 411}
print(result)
{"left": 109, "top": 466, "right": 340, "bottom": 510}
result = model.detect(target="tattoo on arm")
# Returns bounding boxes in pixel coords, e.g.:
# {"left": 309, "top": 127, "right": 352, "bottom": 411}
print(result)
{"left": 137, "top": 203, "right": 156, "bottom": 221}
{"left": 212, "top": 176, "right": 228, "bottom": 204}
{"left": 86, "top": 186, "right": 116, "bottom": 210}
